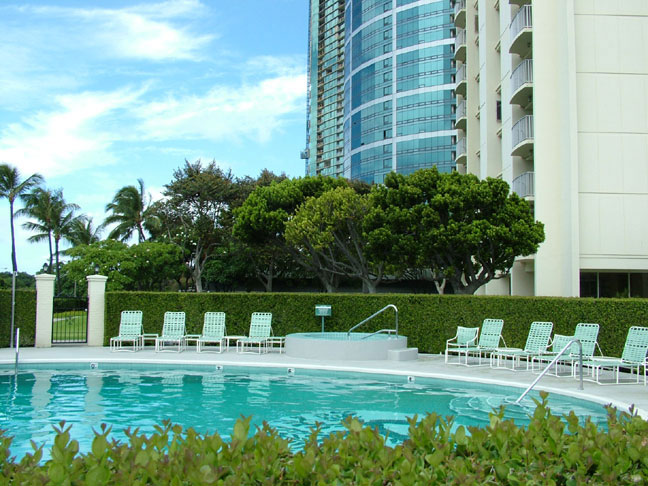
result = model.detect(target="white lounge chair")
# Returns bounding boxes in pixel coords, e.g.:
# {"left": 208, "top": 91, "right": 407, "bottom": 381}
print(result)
{"left": 531, "top": 323, "right": 600, "bottom": 376}
{"left": 447, "top": 319, "right": 505, "bottom": 366}
{"left": 110, "top": 310, "right": 144, "bottom": 352}
{"left": 155, "top": 312, "right": 186, "bottom": 352}
{"left": 197, "top": 312, "right": 226, "bottom": 353}
{"left": 579, "top": 326, "right": 648, "bottom": 385}
{"left": 490, "top": 321, "right": 553, "bottom": 371}
{"left": 237, "top": 312, "right": 273, "bottom": 354}
{"left": 445, "top": 326, "right": 479, "bottom": 364}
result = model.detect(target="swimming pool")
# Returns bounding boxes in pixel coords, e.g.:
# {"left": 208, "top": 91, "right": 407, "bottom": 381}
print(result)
{"left": 0, "top": 364, "right": 609, "bottom": 458}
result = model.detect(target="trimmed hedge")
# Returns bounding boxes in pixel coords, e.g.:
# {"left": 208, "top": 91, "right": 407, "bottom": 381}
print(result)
{"left": 0, "top": 290, "right": 36, "bottom": 347}
{"left": 105, "top": 292, "right": 648, "bottom": 355}
{"left": 2, "top": 396, "right": 648, "bottom": 484}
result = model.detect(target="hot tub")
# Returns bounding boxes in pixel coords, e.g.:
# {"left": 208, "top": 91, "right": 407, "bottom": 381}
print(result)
{"left": 285, "top": 332, "right": 408, "bottom": 360}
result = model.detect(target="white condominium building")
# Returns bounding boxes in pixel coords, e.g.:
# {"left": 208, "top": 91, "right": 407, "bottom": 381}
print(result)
{"left": 453, "top": 0, "right": 648, "bottom": 297}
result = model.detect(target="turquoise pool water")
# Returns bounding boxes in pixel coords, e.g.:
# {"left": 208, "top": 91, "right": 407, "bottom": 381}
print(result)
{"left": 0, "top": 364, "right": 609, "bottom": 458}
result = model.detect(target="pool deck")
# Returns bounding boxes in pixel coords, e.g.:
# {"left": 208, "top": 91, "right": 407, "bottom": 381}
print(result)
{"left": 2, "top": 346, "right": 646, "bottom": 418}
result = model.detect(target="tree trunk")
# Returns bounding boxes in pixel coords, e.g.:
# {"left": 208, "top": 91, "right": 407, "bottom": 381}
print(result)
{"left": 9, "top": 201, "right": 17, "bottom": 272}
{"left": 362, "top": 279, "right": 378, "bottom": 294}
{"left": 54, "top": 237, "right": 61, "bottom": 296}
{"left": 47, "top": 233, "right": 53, "bottom": 273}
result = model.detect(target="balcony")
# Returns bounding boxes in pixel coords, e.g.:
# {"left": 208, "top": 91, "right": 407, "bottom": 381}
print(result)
{"left": 510, "top": 59, "right": 533, "bottom": 107}
{"left": 455, "top": 137, "right": 467, "bottom": 164}
{"left": 510, "top": 5, "right": 532, "bottom": 56}
{"left": 454, "top": 63, "right": 467, "bottom": 97}
{"left": 453, "top": 0, "right": 466, "bottom": 29}
{"left": 511, "top": 115, "right": 534, "bottom": 158}
{"left": 455, "top": 99, "right": 467, "bottom": 130}
{"left": 512, "top": 171, "right": 535, "bottom": 199}
{"left": 454, "top": 28, "right": 467, "bottom": 62}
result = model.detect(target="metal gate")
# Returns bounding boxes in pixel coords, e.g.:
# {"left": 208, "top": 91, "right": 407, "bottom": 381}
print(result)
{"left": 52, "top": 297, "right": 88, "bottom": 344}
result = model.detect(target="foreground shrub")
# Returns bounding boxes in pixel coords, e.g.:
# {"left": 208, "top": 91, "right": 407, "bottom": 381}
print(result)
{"left": 1, "top": 395, "right": 647, "bottom": 485}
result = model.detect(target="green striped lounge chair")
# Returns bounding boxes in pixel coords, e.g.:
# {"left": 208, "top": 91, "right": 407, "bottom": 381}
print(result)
{"left": 110, "top": 310, "right": 144, "bottom": 352}
{"left": 445, "top": 326, "right": 479, "bottom": 364}
{"left": 197, "top": 312, "right": 227, "bottom": 353}
{"left": 447, "top": 319, "right": 505, "bottom": 366}
{"left": 155, "top": 312, "right": 186, "bottom": 353}
{"left": 237, "top": 312, "right": 273, "bottom": 354}
{"left": 490, "top": 321, "right": 553, "bottom": 371}
{"left": 580, "top": 326, "right": 648, "bottom": 385}
{"left": 531, "top": 323, "right": 600, "bottom": 376}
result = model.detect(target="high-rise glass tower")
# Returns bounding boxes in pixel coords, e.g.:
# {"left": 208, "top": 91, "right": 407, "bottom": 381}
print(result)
{"left": 304, "top": 0, "right": 346, "bottom": 177}
{"left": 305, "top": 0, "right": 456, "bottom": 182}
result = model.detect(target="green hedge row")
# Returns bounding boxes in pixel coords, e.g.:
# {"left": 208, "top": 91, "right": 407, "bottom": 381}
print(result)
{"left": 2, "top": 396, "right": 648, "bottom": 485}
{"left": 105, "top": 292, "right": 648, "bottom": 355}
{"left": 0, "top": 290, "right": 36, "bottom": 347}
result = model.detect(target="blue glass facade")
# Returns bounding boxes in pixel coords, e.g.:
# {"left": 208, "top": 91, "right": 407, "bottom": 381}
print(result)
{"left": 343, "top": 0, "right": 456, "bottom": 183}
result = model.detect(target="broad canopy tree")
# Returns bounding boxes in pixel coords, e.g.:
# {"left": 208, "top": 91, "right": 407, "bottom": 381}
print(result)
{"left": 156, "top": 160, "right": 238, "bottom": 292}
{"left": 286, "top": 187, "right": 385, "bottom": 293}
{"left": 233, "top": 176, "right": 351, "bottom": 292}
{"left": 365, "top": 168, "right": 545, "bottom": 294}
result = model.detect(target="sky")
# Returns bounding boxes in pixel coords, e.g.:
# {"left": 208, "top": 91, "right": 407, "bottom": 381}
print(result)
{"left": 0, "top": 0, "right": 309, "bottom": 275}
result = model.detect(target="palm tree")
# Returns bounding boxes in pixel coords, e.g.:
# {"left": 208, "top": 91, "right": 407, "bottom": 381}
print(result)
{"left": 0, "top": 164, "right": 43, "bottom": 272}
{"left": 20, "top": 188, "right": 79, "bottom": 292}
{"left": 19, "top": 188, "right": 57, "bottom": 272}
{"left": 66, "top": 216, "right": 102, "bottom": 247}
{"left": 104, "top": 179, "right": 157, "bottom": 243}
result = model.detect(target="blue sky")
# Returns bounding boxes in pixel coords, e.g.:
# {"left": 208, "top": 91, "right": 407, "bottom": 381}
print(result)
{"left": 0, "top": 0, "right": 308, "bottom": 275}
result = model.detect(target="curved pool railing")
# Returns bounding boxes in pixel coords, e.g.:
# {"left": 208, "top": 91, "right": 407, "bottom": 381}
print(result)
{"left": 347, "top": 305, "right": 398, "bottom": 338}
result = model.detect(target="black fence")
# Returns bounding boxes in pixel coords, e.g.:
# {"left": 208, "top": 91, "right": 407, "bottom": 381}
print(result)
{"left": 52, "top": 297, "right": 88, "bottom": 344}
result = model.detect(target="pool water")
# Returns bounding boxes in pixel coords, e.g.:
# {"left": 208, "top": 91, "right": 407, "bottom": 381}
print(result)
{"left": 0, "top": 364, "right": 609, "bottom": 458}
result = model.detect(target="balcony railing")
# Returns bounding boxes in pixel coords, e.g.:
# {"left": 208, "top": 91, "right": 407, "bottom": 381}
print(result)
{"left": 511, "top": 59, "right": 533, "bottom": 94}
{"left": 455, "top": 28, "right": 466, "bottom": 52}
{"left": 510, "top": 5, "right": 532, "bottom": 43}
{"left": 455, "top": 63, "right": 466, "bottom": 84}
{"left": 454, "top": 0, "right": 466, "bottom": 16}
{"left": 456, "top": 99, "right": 466, "bottom": 119}
{"left": 454, "top": 28, "right": 466, "bottom": 61}
{"left": 456, "top": 137, "right": 467, "bottom": 158}
{"left": 512, "top": 171, "right": 535, "bottom": 198}
{"left": 512, "top": 115, "right": 534, "bottom": 154}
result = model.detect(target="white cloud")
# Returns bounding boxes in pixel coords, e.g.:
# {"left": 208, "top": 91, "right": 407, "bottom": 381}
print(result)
{"left": 0, "top": 87, "right": 145, "bottom": 178}
{"left": 13, "top": 0, "right": 214, "bottom": 62}
{"left": 134, "top": 71, "right": 307, "bottom": 143}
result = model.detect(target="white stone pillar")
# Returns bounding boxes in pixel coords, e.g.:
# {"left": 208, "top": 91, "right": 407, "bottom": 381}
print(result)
{"left": 35, "top": 274, "right": 56, "bottom": 348}
{"left": 87, "top": 275, "right": 108, "bottom": 346}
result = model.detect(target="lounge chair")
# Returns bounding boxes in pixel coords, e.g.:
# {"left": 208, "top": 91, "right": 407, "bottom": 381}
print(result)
{"left": 110, "top": 310, "right": 144, "bottom": 352}
{"left": 155, "top": 312, "right": 186, "bottom": 352}
{"left": 444, "top": 326, "right": 479, "bottom": 364}
{"left": 197, "top": 312, "right": 227, "bottom": 353}
{"left": 237, "top": 312, "right": 273, "bottom": 354}
{"left": 446, "top": 319, "right": 505, "bottom": 366}
{"left": 579, "top": 326, "right": 648, "bottom": 385}
{"left": 531, "top": 323, "right": 600, "bottom": 376}
{"left": 490, "top": 321, "right": 553, "bottom": 371}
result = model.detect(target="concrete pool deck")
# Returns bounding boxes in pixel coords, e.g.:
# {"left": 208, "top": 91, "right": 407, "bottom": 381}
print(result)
{"left": 2, "top": 346, "right": 646, "bottom": 419}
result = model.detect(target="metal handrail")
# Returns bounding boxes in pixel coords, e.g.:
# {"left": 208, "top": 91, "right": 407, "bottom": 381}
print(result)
{"left": 514, "top": 339, "right": 583, "bottom": 405}
{"left": 348, "top": 304, "right": 398, "bottom": 338}
{"left": 362, "top": 329, "right": 397, "bottom": 340}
